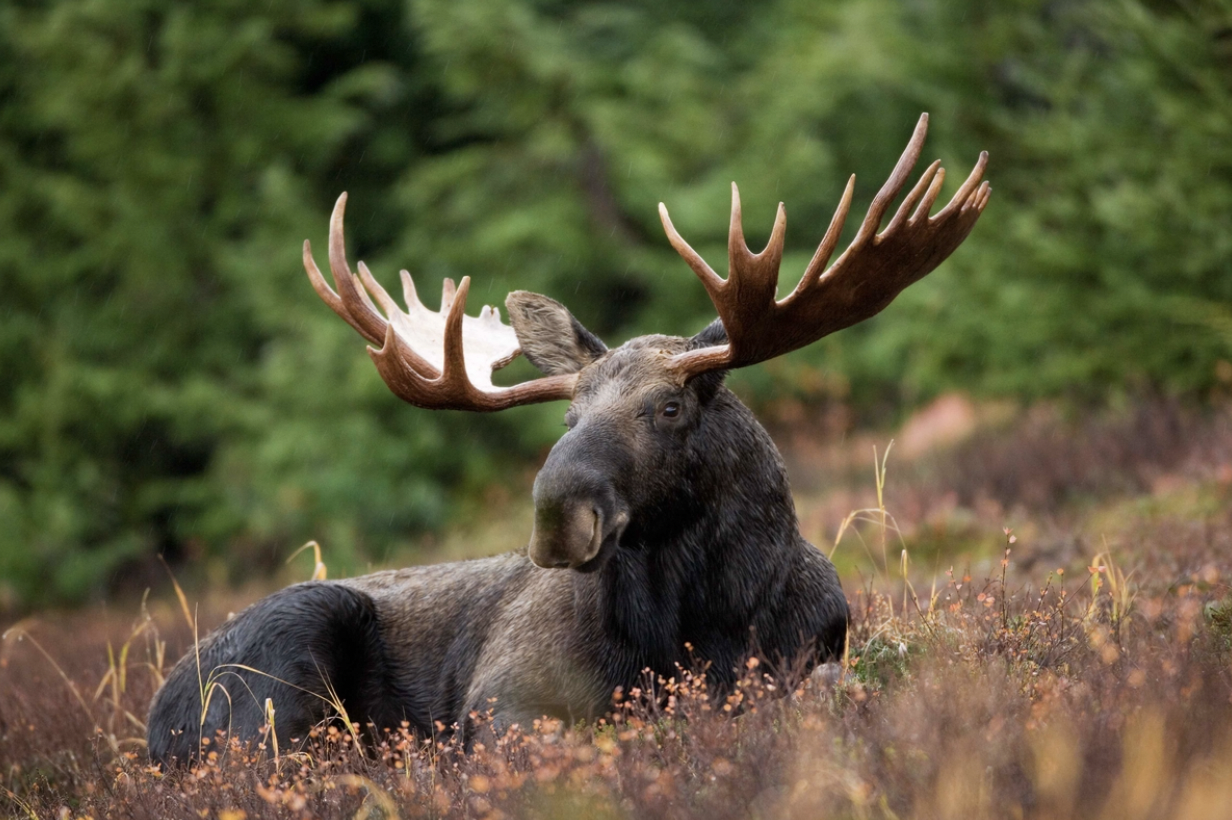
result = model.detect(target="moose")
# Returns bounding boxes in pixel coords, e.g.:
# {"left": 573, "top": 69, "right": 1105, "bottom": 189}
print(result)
{"left": 147, "top": 113, "right": 989, "bottom": 766}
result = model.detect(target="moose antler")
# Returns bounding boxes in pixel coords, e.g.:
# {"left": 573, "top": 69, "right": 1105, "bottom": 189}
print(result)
{"left": 303, "top": 194, "right": 577, "bottom": 411}
{"left": 659, "top": 112, "right": 991, "bottom": 379}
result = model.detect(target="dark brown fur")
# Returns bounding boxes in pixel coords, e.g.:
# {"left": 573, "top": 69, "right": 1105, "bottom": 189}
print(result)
{"left": 147, "top": 297, "right": 848, "bottom": 766}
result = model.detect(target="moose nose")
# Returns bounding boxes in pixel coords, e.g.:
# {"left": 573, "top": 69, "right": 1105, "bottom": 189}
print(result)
{"left": 529, "top": 422, "right": 632, "bottom": 570}
{"left": 527, "top": 501, "right": 603, "bottom": 570}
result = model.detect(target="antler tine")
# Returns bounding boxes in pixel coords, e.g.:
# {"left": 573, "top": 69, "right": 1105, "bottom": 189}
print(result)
{"left": 357, "top": 261, "right": 402, "bottom": 319}
{"left": 658, "top": 201, "right": 725, "bottom": 303}
{"left": 304, "top": 227, "right": 386, "bottom": 346}
{"left": 302, "top": 239, "right": 363, "bottom": 334}
{"left": 975, "top": 180, "right": 992, "bottom": 210}
{"left": 441, "top": 278, "right": 458, "bottom": 313}
{"left": 911, "top": 165, "right": 947, "bottom": 224}
{"left": 851, "top": 112, "right": 930, "bottom": 248}
{"left": 400, "top": 270, "right": 418, "bottom": 309}
{"left": 936, "top": 150, "right": 989, "bottom": 221}
{"left": 324, "top": 193, "right": 390, "bottom": 346}
{"left": 727, "top": 183, "right": 745, "bottom": 274}
{"left": 796, "top": 174, "right": 855, "bottom": 294}
{"left": 885, "top": 159, "right": 943, "bottom": 236}
{"left": 441, "top": 276, "right": 471, "bottom": 381}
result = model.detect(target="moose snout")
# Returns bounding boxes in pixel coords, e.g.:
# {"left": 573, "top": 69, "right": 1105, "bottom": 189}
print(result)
{"left": 529, "top": 425, "right": 633, "bottom": 571}
{"left": 528, "top": 500, "right": 605, "bottom": 570}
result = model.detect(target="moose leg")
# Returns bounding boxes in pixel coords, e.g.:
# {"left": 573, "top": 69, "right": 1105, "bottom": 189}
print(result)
{"left": 147, "top": 582, "right": 392, "bottom": 766}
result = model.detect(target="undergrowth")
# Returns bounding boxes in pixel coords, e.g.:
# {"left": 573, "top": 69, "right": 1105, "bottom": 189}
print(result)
{"left": 3, "top": 432, "right": 1232, "bottom": 819}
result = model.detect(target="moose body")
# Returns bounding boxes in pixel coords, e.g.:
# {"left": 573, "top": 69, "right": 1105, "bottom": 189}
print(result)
{"left": 147, "top": 113, "right": 989, "bottom": 766}
{"left": 147, "top": 335, "right": 847, "bottom": 764}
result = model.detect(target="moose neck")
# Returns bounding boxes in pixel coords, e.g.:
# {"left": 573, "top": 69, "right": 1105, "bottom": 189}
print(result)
{"left": 589, "top": 387, "right": 803, "bottom": 670}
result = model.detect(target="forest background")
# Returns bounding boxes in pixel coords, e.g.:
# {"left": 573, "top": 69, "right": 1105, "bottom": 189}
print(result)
{"left": 1, "top": 0, "right": 1229, "bottom": 610}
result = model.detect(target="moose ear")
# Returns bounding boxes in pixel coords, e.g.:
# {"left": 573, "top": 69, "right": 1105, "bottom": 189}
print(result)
{"left": 505, "top": 291, "right": 607, "bottom": 376}
{"left": 686, "top": 319, "right": 729, "bottom": 401}
{"left": 689, "top": 318, "right": 728, "bottom": 350}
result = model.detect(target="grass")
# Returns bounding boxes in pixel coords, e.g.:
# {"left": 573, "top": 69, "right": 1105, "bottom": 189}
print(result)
{"left": 3, "top": 398, "right": 1232, "bottom": 819}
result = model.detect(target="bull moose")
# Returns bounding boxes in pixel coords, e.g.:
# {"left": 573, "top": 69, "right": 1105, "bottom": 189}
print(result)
{"left": 147, "top": 113, "right": 990, "bottom": 766}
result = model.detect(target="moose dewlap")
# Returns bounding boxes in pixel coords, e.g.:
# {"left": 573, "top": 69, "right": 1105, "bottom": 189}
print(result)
{"left": 147, "top": 113, "right": 990, "bottom": 766}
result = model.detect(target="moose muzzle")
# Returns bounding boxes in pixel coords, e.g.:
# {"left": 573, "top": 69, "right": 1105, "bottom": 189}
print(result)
{"left": 528, "top": 500, "right": 606, "bottom": 570}
{"left": 527, "top": 430, "right": 630, "bottom": 571}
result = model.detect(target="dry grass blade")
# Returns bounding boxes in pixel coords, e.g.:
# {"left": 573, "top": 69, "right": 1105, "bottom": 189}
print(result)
{"left": 2, "top": 621, "right": 97, "bottom": 727}
{"left": 287, "top": 540, "right": 329, "bottom": 581}
{"left": 2, "top": 787, "right": 40, "bottom": 820}
{"left": 160, "top": 555, "right": 195, "bottom": 633}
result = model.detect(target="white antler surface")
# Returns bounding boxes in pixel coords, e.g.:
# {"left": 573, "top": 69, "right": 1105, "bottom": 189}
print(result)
{"left": 361, "top": 266, "right": 520, "bottom": 391}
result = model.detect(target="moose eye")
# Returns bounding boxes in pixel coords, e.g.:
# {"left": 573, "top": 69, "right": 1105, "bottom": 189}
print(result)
{"left": 660, "top": 401, "right": 681, "bottom": 419}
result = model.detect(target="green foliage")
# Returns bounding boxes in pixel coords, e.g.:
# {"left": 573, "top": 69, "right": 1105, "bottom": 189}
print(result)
{"left": 0, "top": 0, "right": 451, "bottom": 603}
{"left": 1, "top": 0, "right": 1229, "bottom": 607}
